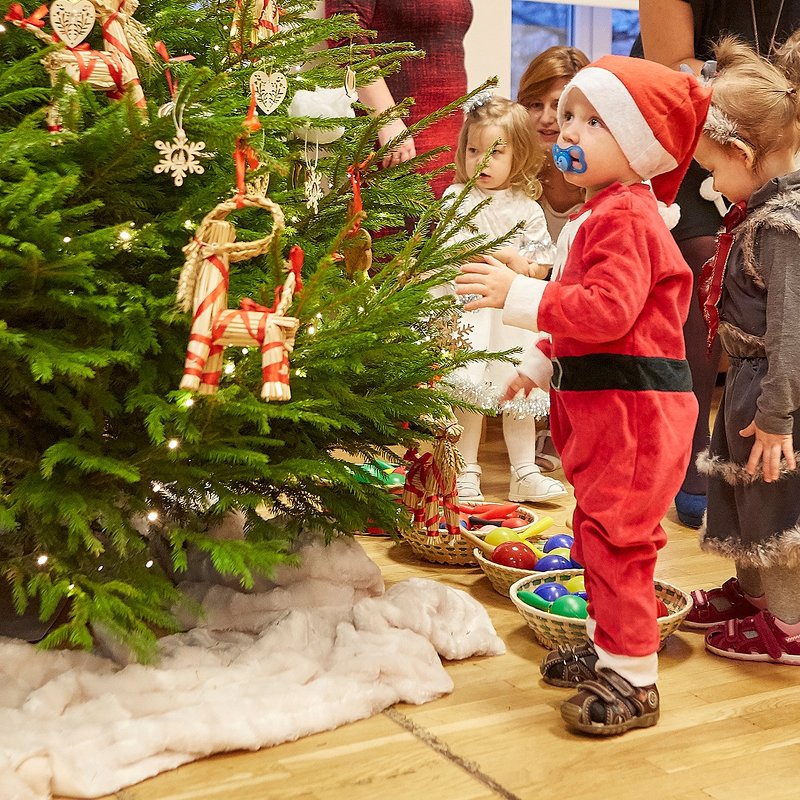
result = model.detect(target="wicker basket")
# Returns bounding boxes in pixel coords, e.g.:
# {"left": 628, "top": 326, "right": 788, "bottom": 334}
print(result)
{"left": 399, "top": 503, "right": 538, "bottom": 566}
{"left": 474, "top": 548, "right": 540, "bottom": 596}
{"left": 509, "top": 569, "right": 693, "bottom": 650}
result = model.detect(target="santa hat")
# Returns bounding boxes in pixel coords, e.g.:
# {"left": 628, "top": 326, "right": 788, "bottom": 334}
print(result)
{"left": 557, "top": 55, "right": 711, "bottom": 205}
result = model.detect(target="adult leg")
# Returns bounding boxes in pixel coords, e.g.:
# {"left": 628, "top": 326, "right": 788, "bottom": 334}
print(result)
{"left": 675, "top": 235, "right": 721, "bottom": 525}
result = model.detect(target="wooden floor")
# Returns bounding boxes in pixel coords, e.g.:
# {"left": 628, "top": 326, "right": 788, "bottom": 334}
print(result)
{"left": 86, "top": 414, "right": 800, "bottom": 800}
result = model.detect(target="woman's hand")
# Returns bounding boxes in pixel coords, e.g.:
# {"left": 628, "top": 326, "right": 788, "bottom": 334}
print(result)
{"left": 377, "top": 118, "right": 416, "bottom": 167}
{"left": 740, "top": 420, "right": 797, "bottom": 482}
{"left": 455, "top": 255, "right": 518, "bottom": 310}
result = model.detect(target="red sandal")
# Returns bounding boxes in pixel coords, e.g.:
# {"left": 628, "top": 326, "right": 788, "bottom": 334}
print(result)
{"left": 683, "top": 577, "right": 761, "bottom": 630}
{"left": 705, "top": 611, "right": 800, "bottom": 665}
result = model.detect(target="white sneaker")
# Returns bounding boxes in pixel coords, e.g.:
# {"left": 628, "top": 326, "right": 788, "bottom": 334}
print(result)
{"left": 457, "top": 464, "right": 484, "bottom": 502}
{"left": 509, "top": 464, "right": 567, "bottom": 503}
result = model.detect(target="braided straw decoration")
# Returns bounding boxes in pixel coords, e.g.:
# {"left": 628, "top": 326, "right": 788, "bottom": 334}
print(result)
{"left": 402, "top": 418, "right": 465, "bottom": 544}
{"left": 177, "top": 193, "right": 285, "bottom": 313}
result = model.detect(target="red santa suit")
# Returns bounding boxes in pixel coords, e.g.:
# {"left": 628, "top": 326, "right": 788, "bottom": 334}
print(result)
{"left": 502, "top": 56, "right": 711, "bottom": 687}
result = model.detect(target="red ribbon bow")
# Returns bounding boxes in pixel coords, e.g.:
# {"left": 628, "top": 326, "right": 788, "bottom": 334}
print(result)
{"left": 698, "top": 200, "right": 749, "bottom": 353}
{"left": 154, "top": 41, "right": 195, "bottom": 99}
{"left": 5, "top": 3, "right": 47, "bottom": 28}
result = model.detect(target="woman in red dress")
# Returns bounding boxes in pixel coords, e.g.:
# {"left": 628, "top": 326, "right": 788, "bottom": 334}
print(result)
{"left": 325, "top": 0, "right": 473, "bottom": 197}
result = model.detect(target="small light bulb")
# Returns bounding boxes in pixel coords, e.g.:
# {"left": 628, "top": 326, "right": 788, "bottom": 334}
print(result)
{"left": 147, "top": 511, "right": 159, "bottom": 522}
{"left": 152, "top": 482, "right": 163, "bottom": 493}
{"left": 358, "top": 306, "right": 365, "bottom": 313}
{"left": 97, "top": 565, "right": 104, "bottom": 571}
{"left": 184, "top": 219, "right": 194, "bottom": 229}
{"left": 241, "top": 347, "right": 249, "bottom": 355}
{"left": 167, "top": 439, "right": 179, "bottom": 449}
{"left": 63, "top": 236, "right": 71, "bottom": 243}
{"left": 37, "top": 554, "right": 48, "bottom": 566}
{"left": 315, "top": 312, "right": 322, "bottom": 319}
{"left": 307, "top": 325, "right": 316, "bottom": 335}
{"left": 213, "top": 45, "right": 220, "bottom": 51}
{"left": 0, "top": 23, "right": 6, "bottom": 33}
{"left": 224, "top": 362, "right": 235, "bottom": 375}
{"left": 145, "top": 559, "right": 154, "bottom": 568}
{"left": 183, "top": 397, "right": 195, "bottom": 407}
{"left": 68, "top": 583, "right": 75, "bottom": 590}
{"left": 119, "top": 230, "right": 132, "bottom": 242}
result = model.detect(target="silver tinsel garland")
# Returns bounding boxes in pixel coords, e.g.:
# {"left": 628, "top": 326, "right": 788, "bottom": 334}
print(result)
{"left": 443, "top": 374, "right": 549, "bottom": 419}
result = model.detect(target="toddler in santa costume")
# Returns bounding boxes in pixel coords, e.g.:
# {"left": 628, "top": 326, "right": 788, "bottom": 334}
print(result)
{"left": 456, "top": 55, "right": 711, "bottom": 735}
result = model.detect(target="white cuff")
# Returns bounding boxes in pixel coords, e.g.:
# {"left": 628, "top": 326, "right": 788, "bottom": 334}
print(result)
{"left": 587, "top": 618, "right": 659, "bottom": 686}
{"left": 518, "top": 346, "right": 553, "bottom": 391}
{"left": 502, "top": 274, "right": 548, "bottom": 332}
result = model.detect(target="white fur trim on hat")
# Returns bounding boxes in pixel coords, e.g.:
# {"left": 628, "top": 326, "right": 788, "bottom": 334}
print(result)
{"left": 558, "top": 66, "right": 678, "bottom": 181}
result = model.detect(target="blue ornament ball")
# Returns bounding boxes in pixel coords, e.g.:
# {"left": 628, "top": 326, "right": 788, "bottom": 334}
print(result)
{"left": 533, "top": 582, "right": 570, "bottom": 602}
{"left": 534, "top": 554, "right": 573, "bottom": 572}
{"left": 543, "top": 534, "right": 575, "bottom": 553}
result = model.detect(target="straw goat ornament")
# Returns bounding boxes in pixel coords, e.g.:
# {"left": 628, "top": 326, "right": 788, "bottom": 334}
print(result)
{"left": 5, "top": 0, "right": 152, "bottom": 126}
{"left": 176, "top": 195, "right": 301, "bottom": 401}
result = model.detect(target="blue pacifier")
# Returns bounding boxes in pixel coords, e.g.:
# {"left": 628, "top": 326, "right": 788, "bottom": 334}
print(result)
{"left": 552, "top": 143, "right": 587, "bottom": 174}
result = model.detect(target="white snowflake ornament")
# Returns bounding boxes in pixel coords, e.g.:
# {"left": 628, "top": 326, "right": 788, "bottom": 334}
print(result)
{"left": 154, "top": 128, "right": 206, "bottom": 187}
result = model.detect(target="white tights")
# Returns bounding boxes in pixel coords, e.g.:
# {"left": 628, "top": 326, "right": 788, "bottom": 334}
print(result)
{"left": 454, "top": 409, "right": 538, "bottom": 471}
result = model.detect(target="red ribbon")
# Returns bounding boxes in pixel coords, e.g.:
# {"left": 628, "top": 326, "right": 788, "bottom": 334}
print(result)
{"left": 5, "top": 3, "right": 47, "bottom": 28}
{"left": 154, "top": 41, "right": 195, "bottom": 99}
{"left": 233, "top": 89, "right": 262, "bottom": 206}
{"left": 288, "top": 245, "right": 304, "bottom": 294}
{"left": 698, "top": 201, "right": 749, "bottom": 353}
{"left": 345, "top": 155, "right": 372, "bottom": 235}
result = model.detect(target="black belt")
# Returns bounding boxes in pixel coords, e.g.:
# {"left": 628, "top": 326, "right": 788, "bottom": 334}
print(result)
{"left": 551, "top": 354, "right": 693, "bottom": 392}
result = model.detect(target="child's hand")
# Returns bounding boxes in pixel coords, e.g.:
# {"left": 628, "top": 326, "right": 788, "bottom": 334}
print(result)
{"left": 502, "top": 372, "right": 537, "bottom": 402}
{"left": 492, "top": 247, "right": 530, "bottom": 275}
{"left": 456, "top": 255, "right": 517, "bottom": 310}
{"left": 740, "top": 420, "right": 797, "bottom": 482}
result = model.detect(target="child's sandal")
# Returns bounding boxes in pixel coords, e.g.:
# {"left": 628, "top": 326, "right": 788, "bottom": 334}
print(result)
{"left": 683, "top": 577, "right": 761, "bottom": 629}
{"left": 560, "top": 668, "right": 660, "bottom": 736}
{"left": 540, "top": 640, "right": 599, "bottom": 687}
{"left": 704, "top": 610, "right": 800, "bottom": 664}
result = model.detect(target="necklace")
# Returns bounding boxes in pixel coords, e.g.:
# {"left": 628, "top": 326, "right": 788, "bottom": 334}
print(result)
{"left": 750, "top": 0, "right": 786, "bottom": 57}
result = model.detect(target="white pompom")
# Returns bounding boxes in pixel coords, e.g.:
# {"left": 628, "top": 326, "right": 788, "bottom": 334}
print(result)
{"left": 657, "top": 200, "right": 681, "bottom": 230}
{"left": 288, "top": 86, "right": 356, "bottom": 144}
{"left": 700, "top": 175, "right": 728, "bottom": 217}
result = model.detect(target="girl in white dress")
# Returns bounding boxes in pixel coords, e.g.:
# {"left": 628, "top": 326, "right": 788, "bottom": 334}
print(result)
{"left": 444, "top": 95, "right": 567, "bottom": 503}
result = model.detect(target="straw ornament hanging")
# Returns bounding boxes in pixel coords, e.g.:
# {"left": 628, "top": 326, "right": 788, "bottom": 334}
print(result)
{"left": 176, "top": 192, "right": 302, "bottom": 401}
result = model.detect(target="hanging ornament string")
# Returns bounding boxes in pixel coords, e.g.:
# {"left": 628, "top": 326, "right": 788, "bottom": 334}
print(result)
{"left": 303, "top": 139, "right": 323, "bottom": 214}
{"left": 154, "top": 41, "right": 195, "bottom": 103}
{"left": 750, "top": 0, "right": 786, "bottom": 57}
{"left": 233, "top": 89, "right": 262, "bottom": 207}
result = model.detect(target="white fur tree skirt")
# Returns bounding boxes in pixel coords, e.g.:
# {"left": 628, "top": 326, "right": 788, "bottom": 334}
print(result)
{"left": 0, "top": 536, "right": 504, "bottom": 800}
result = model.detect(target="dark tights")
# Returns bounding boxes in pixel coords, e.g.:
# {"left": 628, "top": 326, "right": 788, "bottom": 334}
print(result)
{"left": 678, "top": 235, "right": 721, "bottom": 495}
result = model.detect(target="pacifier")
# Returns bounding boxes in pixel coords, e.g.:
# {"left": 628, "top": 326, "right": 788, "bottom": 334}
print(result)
{"left": 552, "top": 143, "right": 587, "bottom": 174}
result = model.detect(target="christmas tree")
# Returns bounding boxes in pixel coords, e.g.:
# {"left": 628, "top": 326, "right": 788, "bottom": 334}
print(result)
{"left": 0, "top": 0, "right": 493, "bottom": 659}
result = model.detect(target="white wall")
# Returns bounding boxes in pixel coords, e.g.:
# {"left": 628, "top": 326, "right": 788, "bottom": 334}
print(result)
{"left": 465, "top": 0, "right": 512, "bottom": 96}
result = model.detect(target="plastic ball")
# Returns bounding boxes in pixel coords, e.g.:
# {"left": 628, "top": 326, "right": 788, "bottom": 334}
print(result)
{"left": 503, "top": 516, "right": 529, "bottom": 529}
{"left": 534, "top": 554, "right": 573, "bottom": 572}
{"left": 575, "top": 591, "right": 588, "bottom": 601}
{"left": 570, "top": 557, "right": 583, "bottom": 569}
{"left": 656, "top": 599, "right": 670, "bottom": 618}
{"left": 543, "top": 534, "right": 575, "bottom": 553}
{"left": 490, "top": 542, "right": 537, "bottom": 569}
{"left": 562, "top": 575, "right": 585, "bottom": 593}
{"left": 547, "top": 547, "right": 572, "bottom": 561}
{"left": 516, "top": 590, "right": 552, "bottom": 611}
{"left": 533, "top": 582, "right": 569, "bottom": 602}
{"left": 550, "top": 594, "right": 589, "bottom": 619}
{"left": 484, "top": 528, "right": 521, "bottom": 547}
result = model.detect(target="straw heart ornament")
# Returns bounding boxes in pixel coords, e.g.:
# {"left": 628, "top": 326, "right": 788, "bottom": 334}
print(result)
{"left": 250, "top": 70, "right": 287, "bottom": 115}
{"left": 49, "top": 0, "right": 96, "bottom": 48}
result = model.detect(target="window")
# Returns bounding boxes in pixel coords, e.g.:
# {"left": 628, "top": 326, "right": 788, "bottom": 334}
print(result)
{"left": 511, "top": 2, "right": 639, "bottom": 98}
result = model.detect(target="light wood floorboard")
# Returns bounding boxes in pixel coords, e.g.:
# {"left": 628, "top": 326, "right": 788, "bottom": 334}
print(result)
{"left": 76, "top": 409, "right": 800, "bottom": 800}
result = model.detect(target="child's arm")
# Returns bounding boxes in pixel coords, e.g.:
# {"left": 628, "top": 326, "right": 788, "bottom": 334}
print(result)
{"left": 740, "top": 228, "right": 800, "bottom": 482}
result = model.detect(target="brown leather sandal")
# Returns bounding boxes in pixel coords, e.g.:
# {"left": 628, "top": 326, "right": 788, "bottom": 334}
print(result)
{"left": 540, "top": 640, "right": 599, "bottom": 687}
{"left": 560, "top": 668, "right": 660, "bottom": 736}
